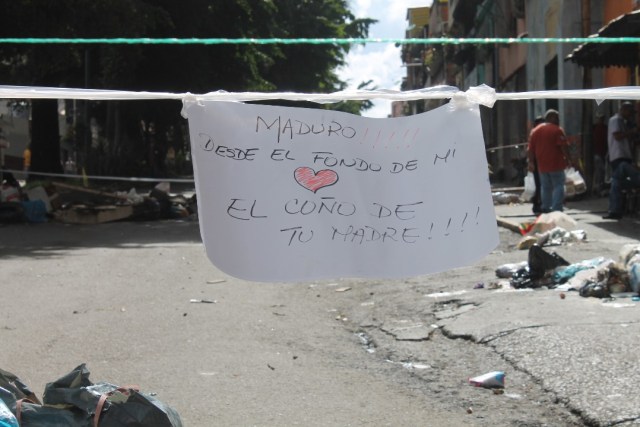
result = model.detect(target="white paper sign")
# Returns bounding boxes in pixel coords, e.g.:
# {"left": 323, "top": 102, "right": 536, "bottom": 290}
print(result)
{"left": 184, "top": 101, "right": 498, "bottom": 282}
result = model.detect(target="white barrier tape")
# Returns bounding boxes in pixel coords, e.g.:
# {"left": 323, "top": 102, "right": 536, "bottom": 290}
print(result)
{"left": 2, "top": 84, "right": 637, "bottom": 187}
{"left": 3, "top": 84, "right": 640, "bottom": 106}
{"left": 0, "top": 168, "right": 194, "bottom": 184}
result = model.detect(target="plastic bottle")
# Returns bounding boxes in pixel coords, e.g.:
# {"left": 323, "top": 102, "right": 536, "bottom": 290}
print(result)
{"left": 468, "top": 371, "right": 505, "bottom": 388}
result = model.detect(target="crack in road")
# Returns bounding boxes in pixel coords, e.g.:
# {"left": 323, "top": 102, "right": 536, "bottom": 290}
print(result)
{"left": 478, "top": 324, "right": 550, "bottom": 343}
{"left": 436, "top": 323, "right": 603, "bottom": 427}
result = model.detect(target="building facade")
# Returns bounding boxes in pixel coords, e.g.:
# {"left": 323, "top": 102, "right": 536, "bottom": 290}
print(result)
{"left": 401, "top": 0, "right": 639, "bottom": 185}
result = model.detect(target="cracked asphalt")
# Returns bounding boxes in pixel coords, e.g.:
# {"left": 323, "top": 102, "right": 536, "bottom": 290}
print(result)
{"left": 1, "top": 195, "right": 638, "bottom": 426}
{"left": 329, "top": 195, "right": 640, "bottom": 426}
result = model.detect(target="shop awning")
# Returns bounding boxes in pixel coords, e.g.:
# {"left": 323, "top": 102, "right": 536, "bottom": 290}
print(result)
{"left": 566, "top": 10, "right": 640, "bottom": 68}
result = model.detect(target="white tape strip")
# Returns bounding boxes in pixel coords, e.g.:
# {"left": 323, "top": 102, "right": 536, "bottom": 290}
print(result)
{"left": 3, "top": 84, "right": 640, "bottom": 105}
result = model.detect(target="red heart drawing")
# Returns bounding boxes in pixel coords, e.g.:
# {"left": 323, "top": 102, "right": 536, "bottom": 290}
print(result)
{"left": 294, "top": 167, "right": 339, "bottom": 193}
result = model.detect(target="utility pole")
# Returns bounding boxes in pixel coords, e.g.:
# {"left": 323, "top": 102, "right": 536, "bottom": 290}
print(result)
{"left": 581, "top": 0, "right": 593, "bottom": 193}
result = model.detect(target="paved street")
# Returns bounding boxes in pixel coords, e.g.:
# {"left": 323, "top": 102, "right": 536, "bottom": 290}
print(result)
{"left": 1, "top": 195, "right": 639, "bottom": 426}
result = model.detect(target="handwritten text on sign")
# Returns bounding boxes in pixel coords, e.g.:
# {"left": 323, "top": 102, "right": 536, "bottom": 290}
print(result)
{"left": 184, "top": 101, "right": 498, "bottom": 282}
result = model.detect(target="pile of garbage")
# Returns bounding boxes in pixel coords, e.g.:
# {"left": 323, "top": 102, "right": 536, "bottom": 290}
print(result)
{"left": 520, "top": 167, "right": 587, "bottom": 202}
{"left": 494, "top": 168, "right": 587, "bottom": 207}
{"left": 516, "top": 211, "right": 586, "bottom": 250}
{"left": 492, "top": 191, "right": 521, "bottom": 205}
{"left": 494, "top": 243, "right": 640, "bottom": 299}
{"left": 0, "top": 364, "right": 182, "bottom": 426}
{"left": 0, "top": 174, "right": 196, "bottom": 225}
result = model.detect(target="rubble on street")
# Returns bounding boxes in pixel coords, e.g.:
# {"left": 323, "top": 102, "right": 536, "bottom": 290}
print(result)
{"left": 0, "top": 177, "right": 196, "bottom": 225}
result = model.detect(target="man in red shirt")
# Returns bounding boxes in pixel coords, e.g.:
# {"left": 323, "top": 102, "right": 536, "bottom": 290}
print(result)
{"left": 527, "top": 109, "right": 572, "bottom": 212}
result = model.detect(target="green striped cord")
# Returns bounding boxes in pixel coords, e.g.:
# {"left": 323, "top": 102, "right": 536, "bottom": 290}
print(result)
{"left": 0, "top": 37, "right": 639, "bottom": 45}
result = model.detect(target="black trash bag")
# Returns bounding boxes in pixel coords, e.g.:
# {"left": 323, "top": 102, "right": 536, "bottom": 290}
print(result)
{"left": 42, "top": 364, "right": 108, "bottom": 415}
{"left": 579, "top": 281, "right": 610, "bottom": 298}
{"left": 42, "top": 364, "right": 182, "bottom": 427}
{"left": 132, "top": 198, "right": 161, "bottom": 221}
{"left": 5, "top": 364, "right": 103, "bottom": 427}
{"left": 95, "top": 388, "right": 183, "bottom": 427}
{"left": 149, "top": 187, "right": 172, "bottom": 218}
{"left": 510, "top": 267, "right": 534, "bottom": 289}
{"left": 1, "top": 364, "right": 182, "bottom": 427}
{"left": 14, "top": 399, "right": 89, "bottom": 427}
{"left": 0, "top": 368, "right": 40, "bottom": 404}
{"left": 0, "top": 202, "right": 25, "bottom": 223}
{"left": 0, "top": 369, "right": 85, "bottom": 427}
{"left": 528, "top": 244, "right": 569, "bottom": 280}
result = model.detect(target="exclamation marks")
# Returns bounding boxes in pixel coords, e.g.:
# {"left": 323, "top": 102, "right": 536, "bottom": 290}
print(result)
{"left": 429, "top": 207, "right": 481, "bottom": 240}
{"left": 385, "top": 131, "right": 396, "bottom": 150}
{"left": 359, "top": 128, "right": 369, "bottom": 144}
{"left": 372, "top": 129, "right": 382, "bottom": 149}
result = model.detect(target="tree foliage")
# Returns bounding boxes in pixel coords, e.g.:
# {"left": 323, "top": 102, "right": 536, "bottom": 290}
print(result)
{"left": 0, "top": 0, "right": 376, "bottom": 178}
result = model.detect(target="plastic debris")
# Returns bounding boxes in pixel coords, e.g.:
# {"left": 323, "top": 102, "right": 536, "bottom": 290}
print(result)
{"left": 526, "top": 211, "right": 578, "bottom": 235}
{"left": 495, "top": 261, "right": 528, "bottom": 279}
{"left": 469, "top": 371, "right": 505, "bottom": 388}
{"left": 516, "top": 235, "right": 539, "bottom": 250}
{"left": 509, "top": 245, "right": 569, "bottom": 289}
{"left": 553, "top": 257, "right": 608, "bottom": 283}
{"left": 517, "top": 227, "right": 587, "bottom": 250}
{"left": 579, "top": 282, "right": 609, "bottom": 298}
{"left": 492, "top": 192, "right": 520, "bottom": 205}
{"left": 425, "top": 290, "right": 467, "bottom": 298}
{"left": 621, "top": 244, "right": 640, "bottom": 294}
{"left": 0, "top": 388, "right": 18, "bottom": 427}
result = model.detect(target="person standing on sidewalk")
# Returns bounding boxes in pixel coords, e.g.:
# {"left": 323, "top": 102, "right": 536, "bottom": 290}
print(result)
{"left": 603, "top": 101, "right": 638, "bottom": 219}
{"left": 528, "top": 109, "right": 572, "bottom": 213}
{"left": 592, "top": 112, "right": 608, "bottom": 196}
{"left": 528, "top": 115, "right": 545, "bottom": 215}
